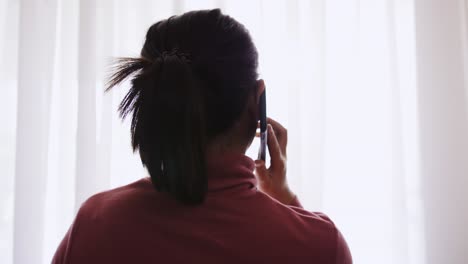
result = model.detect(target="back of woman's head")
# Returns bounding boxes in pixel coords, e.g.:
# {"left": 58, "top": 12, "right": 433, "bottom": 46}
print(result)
{"left": 106, "top": 9, "right": 259, "bottom": 205}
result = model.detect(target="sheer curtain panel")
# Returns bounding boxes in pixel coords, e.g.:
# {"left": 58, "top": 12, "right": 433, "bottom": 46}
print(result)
{"left": 1, "top": 0, "right": 467, "bottom": 264}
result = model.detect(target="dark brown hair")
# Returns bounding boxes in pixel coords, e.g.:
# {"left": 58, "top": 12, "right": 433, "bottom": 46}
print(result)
{"left": 106, "top": 9, "right": 259, "bottom": 205}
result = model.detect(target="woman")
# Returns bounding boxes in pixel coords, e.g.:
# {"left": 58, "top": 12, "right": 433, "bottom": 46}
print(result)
{"left": 53, "top": 9, "right": 352, "bottom": 263}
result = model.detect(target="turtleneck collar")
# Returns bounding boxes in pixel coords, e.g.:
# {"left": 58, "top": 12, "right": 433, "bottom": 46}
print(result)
{"left": 205, "top": 152, "right": 257, "bottom": 193}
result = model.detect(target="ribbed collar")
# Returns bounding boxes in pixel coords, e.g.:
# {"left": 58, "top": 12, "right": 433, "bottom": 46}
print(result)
{"left": 205, "top": 152, "right": 257, "bottom": 193}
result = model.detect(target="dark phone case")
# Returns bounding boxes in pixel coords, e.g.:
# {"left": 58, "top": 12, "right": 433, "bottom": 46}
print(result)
{"left": 258, "top": 90, "right": 267, "bottom": 161}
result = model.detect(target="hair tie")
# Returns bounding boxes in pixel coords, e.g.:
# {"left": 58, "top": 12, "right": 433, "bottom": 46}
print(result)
{"left": 160, "top": 48, "right": 191, "bottom": 63}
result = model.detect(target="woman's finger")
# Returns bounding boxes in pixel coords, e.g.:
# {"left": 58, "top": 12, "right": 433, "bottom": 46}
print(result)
{"left": 266, "top": 124, "right": 283, "bottom": 171}
{"left": 266, "top": 117, "right": 286, "bottom": 134}
{"left": 266, "top": 117, "right": 287, "bottom": 154}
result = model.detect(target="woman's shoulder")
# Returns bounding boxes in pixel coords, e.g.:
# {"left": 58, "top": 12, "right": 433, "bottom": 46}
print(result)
{"left": 77, "top": 177, "right": 154, "bottom": 216}
{"left": 253, "top": 191, "right": 335, "bottom": 227}
{"left": 250, "top": 191, "right": 352, "bottom": 262}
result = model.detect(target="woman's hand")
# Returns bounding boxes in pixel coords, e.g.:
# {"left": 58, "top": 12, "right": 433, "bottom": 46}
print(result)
{"left": 254, "top": 117, "right": 296, "bottom": 204}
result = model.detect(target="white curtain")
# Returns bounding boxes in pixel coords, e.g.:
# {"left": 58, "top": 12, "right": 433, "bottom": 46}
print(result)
{"left": 1, "top": 0, "right": 467, "bottom": 263}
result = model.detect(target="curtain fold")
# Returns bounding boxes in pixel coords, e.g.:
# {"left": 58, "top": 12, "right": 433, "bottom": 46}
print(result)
{"left": 1, "top": 0, "right": 467, "bottom": 263}
{"left": 75, "top": 0, "right": 98, "bottom": 211}
{"left": 414, "top": 0, "right": 468, "bottom": 263}
{"left": 41, "top": 0, "right": 79, "bottom": 261}
{"left": 13, "top": 1, "right": 58, "bottom": 263}
{"left": 296, "top": 0, "right": 327, "bottom": 211}
{"left": 386, "top": 0, "right": 410, "bottom": 262}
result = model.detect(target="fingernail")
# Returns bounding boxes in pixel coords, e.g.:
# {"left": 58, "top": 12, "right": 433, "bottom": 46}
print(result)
{"left": 268, "top": 124, "right": 273, "bottom": 133}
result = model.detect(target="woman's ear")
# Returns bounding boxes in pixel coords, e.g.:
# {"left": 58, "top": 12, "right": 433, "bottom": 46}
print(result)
{"left": 245, "top": 79, "right": 265, "bottom": 120}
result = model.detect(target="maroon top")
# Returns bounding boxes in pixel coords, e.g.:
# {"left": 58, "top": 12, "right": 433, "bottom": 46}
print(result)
{"left": 53, "top": 153, "right": 352, "bottom": 263}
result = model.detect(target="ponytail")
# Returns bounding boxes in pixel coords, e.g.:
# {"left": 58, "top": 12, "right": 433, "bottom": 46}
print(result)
{"left": 106, "top": 49, "right": 208, "bottom": 205}
{"left": 106, "top": 9, "right": 259, "bottom": 205}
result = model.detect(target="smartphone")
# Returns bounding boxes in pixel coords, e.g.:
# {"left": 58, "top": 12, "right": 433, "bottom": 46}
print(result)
{"left": 257, "top": 90, "right": 267, "bottom": 161}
